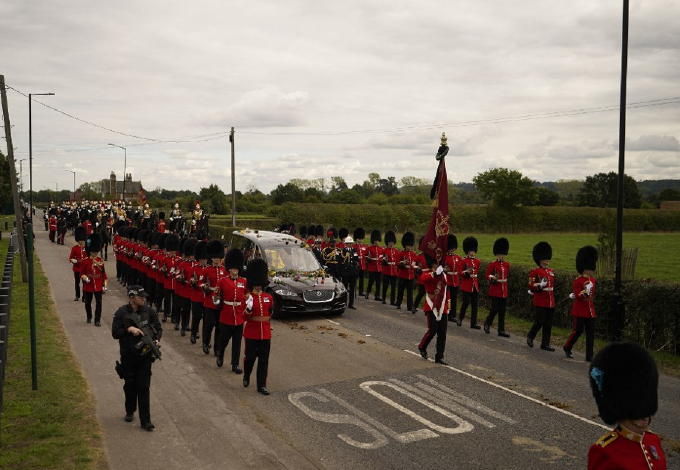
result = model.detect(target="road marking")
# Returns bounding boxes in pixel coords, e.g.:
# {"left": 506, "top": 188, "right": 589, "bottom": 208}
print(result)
{"left": 289, "top": 376, "right": 515, "bottom": 449}
{"left": 360, "top": 381, "right": 474, "bottom": 435}
{"left": 326, "top": 319, "right": 340, "bottom": 325}
{"left": 404, "top": 350, "right": 609, "bottom": 430}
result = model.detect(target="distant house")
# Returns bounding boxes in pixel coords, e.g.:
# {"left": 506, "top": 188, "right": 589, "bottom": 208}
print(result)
{"left": 660, "top": 201, "right": 680, "bottom": 210}
{"left": 100, "top": 172, "right": 143, "bottom": 202}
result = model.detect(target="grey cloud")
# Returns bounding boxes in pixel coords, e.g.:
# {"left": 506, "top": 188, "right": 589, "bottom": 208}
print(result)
{"left": 619, "top": 135, "right": 680, "bottom": 151}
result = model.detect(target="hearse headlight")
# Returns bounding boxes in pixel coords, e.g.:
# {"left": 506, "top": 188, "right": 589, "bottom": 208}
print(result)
{"left": 337, "top": 283, "right": 346, "bottom": 294}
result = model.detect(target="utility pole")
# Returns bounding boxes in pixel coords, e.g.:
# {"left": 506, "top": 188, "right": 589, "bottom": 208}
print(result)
{"left": 0, "top": 74, "right": 28, "bottom": 281}
{"left": 230, "top": 127, "right": 236, "bottom": 227}
{"left": 613, "top": 0, "right": 630, "bottom": 341}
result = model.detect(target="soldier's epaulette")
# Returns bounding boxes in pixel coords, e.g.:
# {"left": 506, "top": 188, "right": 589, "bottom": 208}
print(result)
{"left": 595, "top": 431, "right": 619, "bottom": 448}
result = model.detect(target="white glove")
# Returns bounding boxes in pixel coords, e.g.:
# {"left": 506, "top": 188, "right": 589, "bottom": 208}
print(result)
{"left": 569, "top": 293, "right": 576, "bottom": 300}
{"left": 246, "top": 295, "right": 254, "bottom": 311}
{"left": 488, "top": 274, "right": 495, "bottom": 281}
{"left": 539, "top": 278, "right": 547, "bottom": 288}
{"left": 527, "top": 290, "right": 533, "bottom": 296}
{"left": 71, "top": 259, "right": 78, "bottom": 264}
{"left": 83, "top": 277, "right": 91, "bottom": 283}
{"left": 435, "top": 266, "right": 444, "bottom": 276}
{"left": 586, "top": 282, "right": 592, "bottom": 295}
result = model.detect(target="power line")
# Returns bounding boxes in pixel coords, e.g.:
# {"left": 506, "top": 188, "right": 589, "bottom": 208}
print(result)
{"left": 5, "top": 83, "right": 679, "bottom": 142}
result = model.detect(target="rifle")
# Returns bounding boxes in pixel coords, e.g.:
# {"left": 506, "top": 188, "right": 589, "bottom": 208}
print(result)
{"left": 125, "top": 311, "right": 162, "bottom": 361}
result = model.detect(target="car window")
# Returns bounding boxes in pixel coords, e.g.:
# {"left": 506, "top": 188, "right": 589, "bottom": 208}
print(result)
{"left": 264, "top": 246, "right": 320, "bottom": 272}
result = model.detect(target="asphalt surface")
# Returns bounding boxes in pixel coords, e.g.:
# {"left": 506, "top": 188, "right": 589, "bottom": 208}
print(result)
{"left": 34, "top": 228, "right": 680, "bottom": 469}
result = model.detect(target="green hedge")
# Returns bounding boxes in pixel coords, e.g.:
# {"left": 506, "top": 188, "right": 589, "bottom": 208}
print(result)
{"left": 268, "top": 203, "right": 680, "bottom": 233}
{"left": 475, "top": 261, "right": 680, "bottom": 356}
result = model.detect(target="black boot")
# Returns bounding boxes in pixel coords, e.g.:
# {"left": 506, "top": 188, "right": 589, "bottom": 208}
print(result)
{"left": 216, "top": 351, "right": 224, "bottom": 367}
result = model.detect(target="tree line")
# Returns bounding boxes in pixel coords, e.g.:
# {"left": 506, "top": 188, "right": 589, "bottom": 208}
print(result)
{"left": 2, "top": 149, "right": 679, "bottom": 215}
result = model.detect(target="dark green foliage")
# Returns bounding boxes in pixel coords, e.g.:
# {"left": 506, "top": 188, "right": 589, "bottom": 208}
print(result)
{"left": 473, "top": 168, "right": 537, "bottom": 208}
{"left": 577, "top": 172, "right": 643, "bottom": 209}
{"left": 534, "top": 186, "right": 560, "bottom": 206}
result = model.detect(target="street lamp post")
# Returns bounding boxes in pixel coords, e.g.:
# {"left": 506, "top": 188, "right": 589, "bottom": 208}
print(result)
{"left": 65, "top": 170, "right": 76, "bottom": 196}
{"left": 108, "top": 143, "right": 126, "bottom": 202}
{"left": 28, "top": 91, "right": 54, "bottom": 391}
{"left": 19, "top": 158, "right": 27, "bottom": 193}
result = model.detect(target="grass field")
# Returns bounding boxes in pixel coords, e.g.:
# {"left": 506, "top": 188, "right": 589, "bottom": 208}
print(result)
{"left": 455, "top": 232, "right": 679, "bottom": 282}
{"left": 0, "top": 237, "right": 106, "bottom": 469}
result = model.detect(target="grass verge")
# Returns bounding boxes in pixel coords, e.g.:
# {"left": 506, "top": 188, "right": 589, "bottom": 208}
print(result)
{"left": 0, "top": 238, "right": 107, "bottom": 469}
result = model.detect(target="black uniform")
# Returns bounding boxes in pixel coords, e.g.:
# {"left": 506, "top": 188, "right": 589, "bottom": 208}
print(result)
{"left": 111, "top": 302, "right": 162, "bottom": 428}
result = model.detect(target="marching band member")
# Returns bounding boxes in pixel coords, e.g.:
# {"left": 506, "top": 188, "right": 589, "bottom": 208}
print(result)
{"left": 527, "top": 241, "right": 556, "bottom": 351}
{"left": 395, "top": 231, "right": 417, "bottom": 311}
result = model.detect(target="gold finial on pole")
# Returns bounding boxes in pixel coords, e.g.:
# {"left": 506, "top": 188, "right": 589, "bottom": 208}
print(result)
{"left": 440, "top": 132, "right": 447, "bottom": 146}
{"left": 436, "top": 132, "right": 449, "bottom": 160}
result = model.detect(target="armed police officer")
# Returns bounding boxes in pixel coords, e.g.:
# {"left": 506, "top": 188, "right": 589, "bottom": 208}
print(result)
{"left": 111, "top": 285, "right": 163, "bottom": 431}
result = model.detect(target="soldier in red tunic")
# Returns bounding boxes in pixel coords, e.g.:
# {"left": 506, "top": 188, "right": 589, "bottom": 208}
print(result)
{"left": 417, "top": 255, "right": 448, "bottom": 364}
{"left": 189, "top": 240, "right": 208, "bottom": 345}
{"left": 412, "top": 236, "right": 428, "bottom": 314}
{"left": 353, "top": 228, "right": 368, "bottom": 297}
{"left": 483, "top": 237, "right": 511, "bottom": 338}
{"left": 444, "top": 234, "right": 461, "bottom": 322}
{"left": 48, "top": 209, "right": 58, "bottom": 242}
{"left": 564, "top": 246, "right": 598, "bottom": 361}
{"left": 365, "top": 230, "right": 383, "bottom": 301}
{"left": 457, "top": 236, "right": 481, "bottom": 329}
{"left": 381, "top": 231, "right": 398, "bottom": 305}
{"left": 395, "top": 231, "right": 417, "bottom": 311}
{"left": 70, "top": 226, "right": 88, "bottom": 301}
{"left": 200, "top": 239, "right": 226, "bottom": 355}
{"left": 81, "top": 233, "right": 107, "bottom": 326}
{"left": 527, "top": 241, "right": 556, "bottom": 351}
{"left": 214, "top": 248, "right": 247, "bottom": 372}
{"left": 242, "top": 258, "right": 273, "bottom": 395}
{"left": 588, "top": 342, "right": 666, "bottom": 470}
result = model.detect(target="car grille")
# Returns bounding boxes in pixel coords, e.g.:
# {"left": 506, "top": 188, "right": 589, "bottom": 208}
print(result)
{"left": 303, "top": 290, "right": 335, "bottom": 303}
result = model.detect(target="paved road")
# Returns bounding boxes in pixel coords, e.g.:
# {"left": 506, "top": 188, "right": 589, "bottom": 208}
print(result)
{"left": 34, "top": 229, "right": 680, "bottom": 469}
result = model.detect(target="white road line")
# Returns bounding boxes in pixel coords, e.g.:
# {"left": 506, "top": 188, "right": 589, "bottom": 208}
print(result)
{"left": 404, "top": 350, "right": 609, "bottom": 431}
{"left": 326, "top": 319, "right": 340, "bottom": 325}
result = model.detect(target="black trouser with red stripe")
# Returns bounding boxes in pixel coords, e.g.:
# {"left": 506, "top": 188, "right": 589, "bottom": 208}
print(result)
{"left": 564, "top": 316, "right": 595, "bottom": 360}
{"left": 244, "top": 338, "right": 270, "bottom": 389}
{"left": 528, "top": 306, "right": 554, "bottom": 347}
{"left": 485, "top": 297, "right": 507, "bottom": 331}
{"left": 458, "top": 289, "right": 479, "bottom": 325}
{"left": 419, "top": 311, "right": 448, "bottom": 361}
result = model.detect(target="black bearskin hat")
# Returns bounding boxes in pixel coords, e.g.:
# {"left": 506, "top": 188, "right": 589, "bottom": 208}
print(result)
{"left": 158, "top": 233, "right": 169, "bottom": 250}
{"left": 370, "top": 229, "right": 382, "bottom": 243}
{"left": 288, "top": 223, "right": 296, "bottom": 236}
{"left": 117, "top": 224, "right": 127, "bottom": 237}
{"left": 165, "top": 234, "right": 180, "bottom": 252}
{"left": 85, "top": 233, "right": 102, "bottom": 255}
{"left": 576, "top": 245, "right": 598, "bottom": 274}
{"left": 195, "top": 240, "right": 208, "bottom": 260}
{"left": 184, "top": 238, "right": 198, "bottom": 258}
{"left": 384, "top": 230, "right": 396, "bottom": 245}
{"left": 447, "top": 234, "right": 458, "bottom": 250}
{"left": 178, "top": 237, "right": 187, "bottom": 257}
{"left": 159, "top": 211, "right": 165, "bottom": 220}
{"left": 246, "top": 258, "right": 269, "bottom": 288}
{"left": 401, "top": 231, "right": 415, "bottom": 248}
{"left": 151, "top": 232, "right": 161, "bottom": 248}
{"left": 327, "top": 227, "right": 337, "bottom": 239}
{"left": 493, "top": 237, "right": 509, "bottom": 256}
{"left": 354, "top": 227, "right": 366, "bottom": 240}
{"left": 299, "top": 226, "right": 308, "bottom": 238}
{"left": 462, "top": 236, "right": 478, "bottom": 254}
{"left": 532, "top": 241, "right": 552, "bottom": 266}
{"left": 339, "top": 228, "right": 349, "bottom": 240}
{"left": 315, "top": 224, "right": 324, "bottom": 238}
{"left": 206, "top": 239, "right": 225, "bottom": 260}
{"left": 75, "top": 226, "right": 87, "bottom": 242}
{"left": 224, "top": 248, "right": 244, "bottom": 269}
{"left": 590, "top": 342, "right": 658, "bottom": 426}
{"left": 423, "top": 254, "right": 437, "bottom": 269}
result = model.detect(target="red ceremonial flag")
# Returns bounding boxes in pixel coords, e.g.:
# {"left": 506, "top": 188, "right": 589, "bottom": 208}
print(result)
{"left": 419, "top": 133, "right": 450, "bottom": 319}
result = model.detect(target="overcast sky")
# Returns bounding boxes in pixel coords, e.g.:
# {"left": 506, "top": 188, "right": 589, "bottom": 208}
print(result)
{"left": 2, "top": 1, "right": 679, "bottom": 196}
